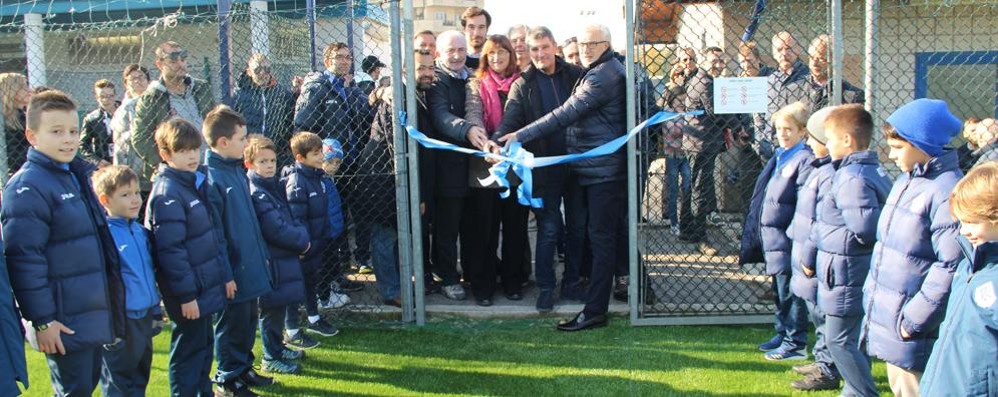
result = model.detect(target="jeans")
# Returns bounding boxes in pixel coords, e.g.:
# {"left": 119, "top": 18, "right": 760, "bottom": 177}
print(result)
{"left": 773, "top": 273, "right": 809, "bottom": 351}
{"left": 679, "top": 148, "right": 720, "bottom": 241}
{"left": 371, "top": 223, "right": 401, "bottom": 301}
{"left": 533, "top": 188, "right": 565, "bottom": 291}
{"left": 805, "top": 300, "right": 838, "bottom": 378}
{"left": 825, "top": 314, "right": 878, "bottom": 397}
{"left": 665, "top": 155, "right": 691, "bottom": 223}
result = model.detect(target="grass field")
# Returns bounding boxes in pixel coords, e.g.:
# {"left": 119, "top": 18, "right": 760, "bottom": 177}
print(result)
{"left": 21, "top": 316, "right": 891, "bottom": 396}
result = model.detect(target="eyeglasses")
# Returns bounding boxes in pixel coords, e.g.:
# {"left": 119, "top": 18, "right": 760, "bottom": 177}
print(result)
{"left": 159, "top": 49, "right": 188, "bottom": 62}
{"left": 330, "top": 55, "right": 353, "bottom": 61}
{"left": 252, "top": 65, "right": 272, "bottom": 75}
{"left": 578, "top": 41, "right": 607, "bottom": 50}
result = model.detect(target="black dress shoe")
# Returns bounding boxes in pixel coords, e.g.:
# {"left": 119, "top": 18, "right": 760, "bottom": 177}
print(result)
{"left": 239, "top": 367, "right": 274, "bottom": 387}
{"left": 556, "top": 312, "right": 607, "bottom": 332}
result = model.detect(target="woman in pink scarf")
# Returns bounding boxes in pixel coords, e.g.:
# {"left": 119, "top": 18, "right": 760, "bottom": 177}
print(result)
{"left": 463, "top": 35, "right": 529, "bottom": 307}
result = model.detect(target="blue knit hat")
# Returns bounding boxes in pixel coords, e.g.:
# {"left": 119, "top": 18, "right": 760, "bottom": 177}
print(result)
{"left": 322, "top": 138, "right": 344, "bottom": 161}
{"left": 885, "top": 98, "right": 961, "bottom": 157}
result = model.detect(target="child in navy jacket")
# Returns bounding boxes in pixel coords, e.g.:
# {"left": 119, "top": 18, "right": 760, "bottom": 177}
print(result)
{"left": 812, "top": 104, "right": 891, "bottom": 397}
{"left": 146, "top": 118, "right": 234, "bottom": 396}
{"left": 740, "top": 101, "right": 814, "bottom": 361}
{"left": 317, "top": 138, "right": 352, "bottom": 311}
{"left": 863, "top": 99, "right": 965, "bottom": 394}
{"left": 93, "top": 165, "right": 162, "bottom": 396}
{"left": 920, "top": 161, "right": 998, "bottom": 395}
{"left": 282, "top": 131, "right": 339, "bottom": 348}
{"left": 246, "top": 135, "right": 311, "bottom": 374}
{"left": 2, "top": 91, "right": 126, "bottom": 396}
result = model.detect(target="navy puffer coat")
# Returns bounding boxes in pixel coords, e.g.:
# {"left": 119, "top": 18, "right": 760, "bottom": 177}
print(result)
{"left": 248, "top": 170, "right": 309, "bottom": 308}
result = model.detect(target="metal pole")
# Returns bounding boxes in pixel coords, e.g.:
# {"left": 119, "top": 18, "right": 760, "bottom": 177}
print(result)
{"left": 307, "top": 0, "right": 317, "bottom": 71}
{"left": 864, "top": 0, "right": 878, "bottom": 114}
{"left": 624, "top": 0, "right": 640, "bottom": 324}
{"left": 403, "top": 0, "right": 425, "bottom": 326}
{"left": 347, "top": 0, "right": 355, "bottom": 74}
{"left": 831, "top": 0, "right": 843, "bottom": 106}
{"left": 388, "top": 0, "right": 414, "bottom": 323}
{"left": 24, "top": 13, "right": 46, "bottom": 88}
{"left": 217, "top": 0, "right": 233, "bottom": 105}
{"left": 249, "top": 0, "right": 271, "bottom": 58}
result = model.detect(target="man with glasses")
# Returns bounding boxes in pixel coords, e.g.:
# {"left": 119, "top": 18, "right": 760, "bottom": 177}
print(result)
{"left": 460, "top": 6, "right": 491, "bottom": 69}
{"left": 80, "top": 79, "right": 119, "bottom": 166}
{"left": 234, "top": 53, "right": 297, "bottom": 166}
{"left": 131, "top": 41, "right": 214, "bottom": 184}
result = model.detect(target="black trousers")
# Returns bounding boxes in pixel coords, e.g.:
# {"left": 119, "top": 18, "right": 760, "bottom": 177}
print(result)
{"left": 580, "top": 179, "right": 628, "bottom": 317}
{"left": 461, "top": 188, "right": 529, "bottom": 299}
{"left": 431, "top": 195, "right": 466, "bottom": 286}
{"left": 679, "top": 148, "right": 720, "bottom": 242}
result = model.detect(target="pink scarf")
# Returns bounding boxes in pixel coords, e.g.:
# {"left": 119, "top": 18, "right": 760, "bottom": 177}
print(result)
{"left": 479, "top": 68, "right": 519, "bottom": 133}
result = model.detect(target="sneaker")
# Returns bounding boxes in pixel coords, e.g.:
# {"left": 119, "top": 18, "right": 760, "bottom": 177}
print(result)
{"left": 333, "top": 277, "right": 364, "bottom": 293}
{"left": 283, "top": 332, "right": 320, "bottom": 350}
{"left": 791, "top": 372, "right": 840, "bottom": 391}
{"left": 239, "top": 368, "right": 274, "bottom": 387}
{"left": 613, "top": 276, "right": 629, "bottom": 302}
{"left": 764, "top": 347, "right": 807, "bottom": 361}
{"left": 358, "top": 265, "right": 374, "bottom": 274}
{"left": 792, "top": 362, "right": 820, "bottom": 376}
{"left": 318, "top": 292, "right": 351, "bottom": 309}
{"left": 306, "top": 319, "right": 339, "bottom": 337}
{"left": 261, "top": 358, "right": 301, "bottom": 375}
{"left": 279, "top": 348, "right": 305, "bottom": 361}
{"left": 670, "top": 224, "right": 680, "bottom": 236}
{"left": 442, "top": 283, "right": 467, "bottom": 300}
{"left": 758, "top": 335, "right": 782, "bottom": 351}
{"left": 698, "top": 242, "right": 719, "bottom": 256}
{"left": 707, "top": 211, "right": 723, "bottom": 226}
{"left": 536, "top": 290, "right": 555, "bottom": 313}
{"left": 213, "top": 379, "right": 258, "bottom": 397}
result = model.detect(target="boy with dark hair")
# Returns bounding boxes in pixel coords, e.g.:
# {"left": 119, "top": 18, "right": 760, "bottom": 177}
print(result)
{"left": 147, "top": 118, "right": 234, "bottom": 396}
{"left": 812, "top": 104, "right": 891, "bottom": 397}
{"left": 81, "top": 79, "right": 119, "bottom": 165}
{"left": 201, "top": 105, "right": 275, "bottom": 396}
{"left": 92, "top": 164, "right": 163, "bottom": 396}
{"left": 863, "top": 98, "right": 964, "bottom": 395}
{"left": 920, "top": 161, "right": 998, "bottom": 395}
{"left": 245, "top": 135, "right": 310, "bottom": 374}
{"left": 283, "top": 131, "right": 339, "bottom": 349}
{"left": 2, "top": 90, "right": 126, "bottom": 396}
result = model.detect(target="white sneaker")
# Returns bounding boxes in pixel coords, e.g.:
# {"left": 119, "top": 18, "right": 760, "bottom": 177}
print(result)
{"left": 318, "top": 292, "right": 351, "bottom": 309}
{"left": 441, "top": 284, "right": 467, "bottom": 300}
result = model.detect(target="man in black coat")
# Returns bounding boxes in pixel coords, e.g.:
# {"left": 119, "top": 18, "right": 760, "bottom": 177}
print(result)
{"left": 499, "top": 24, "right": 626, "bottom": 331}
{"left": 493, "top": 26, "right": 585, "bottom": 313}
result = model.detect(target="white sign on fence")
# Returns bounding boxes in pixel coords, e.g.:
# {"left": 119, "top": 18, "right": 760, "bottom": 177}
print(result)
{"left": 713, "top": 77, "right": 768, "bottom": 114}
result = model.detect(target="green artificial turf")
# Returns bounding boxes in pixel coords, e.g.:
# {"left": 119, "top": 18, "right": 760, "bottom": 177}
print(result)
{"left": 20, "top": 316, "right": 891, "bottom": 396}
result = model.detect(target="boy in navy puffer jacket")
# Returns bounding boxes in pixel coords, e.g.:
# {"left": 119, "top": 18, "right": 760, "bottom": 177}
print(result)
{"left": 316, "top": 138, "right": 352, "bottom": 311}
{"left": 146, "top": 118, "right": 234, "bottom": 396}
{"left": 2, "top": 91, "right": 126, "bottom": 397}
{"left": 862, "top": 98, "right": 964, "bottom": 395}
{"left": 812, "top": 104, "right": 891, "bottom": 397}
{"left": 739, "top": 101, "right": 814, "bottom": 361}
{"left": 245, "top": 135, "right": 311, "bottom": 375}
{"left": 787, "top": 106, "right": 841, "bottom": 391}
{"left": 92, "top": 165, "right": 162, "bottom": 396}
{"left": 920, "top": 161, "right": 998, "bottom": 396}
{"left": 282, "top": 131, "right": 340, "bottom": 348}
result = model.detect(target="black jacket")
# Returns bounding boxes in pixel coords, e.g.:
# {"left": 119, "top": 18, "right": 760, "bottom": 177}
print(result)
{"left": 681, "top": 67, "right": 726, "bottom": 153}
{"left": 233, "top": 72, "right": 297, "bottom": 167}
{"left": 515, "top": 49, "right": 628, "bottom": 186}
{"left": 80, "top": 107, "right": 115, "bottom": 163}
{"left": 293, "top": 71, "right": 374, "bottom": 169}
{"left": 427, "top": 65, "right": 473, "bottom": 197}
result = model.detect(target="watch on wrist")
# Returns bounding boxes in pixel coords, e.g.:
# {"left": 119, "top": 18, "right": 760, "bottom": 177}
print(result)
{"left": 34, "top": 321, "right": 52, "bottom": 332}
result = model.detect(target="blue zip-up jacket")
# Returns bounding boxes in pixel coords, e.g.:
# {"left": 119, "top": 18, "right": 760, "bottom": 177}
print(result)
{"left": 813, "top": 150, "right": 891, "bottom": 317}
{"left": 321, "top": 176, "right": 345, "bottom": 239}
{"left": 0, "top": 233, "right": 28, "bottom": 396}
{"left": 293, "top": 71, "right": 374, "bottom": 168}
{"left": 862, "top": 150, "right": 964, "bottom": 371}
{"left": 920, "top": 239, "right": 998, "bottom": 396}
{"left": 2, "top": 149, "right": 126, "bottom": 353}
{"left": 282, "top": 162, "right": 330, "bottom": 273}
{"left": 107, "top": 217, "right": 161, "bottom": 318}
{"left": 205, "top": 150, "right": 272, "bottom": 303}
{"left": 248, "top": 170, "right": 309, "bottom": 308}
{"left": 788, "top": 157, "right": 835, "bottom": 304}
{"left": 146, "top": 165, "right": 232, "bottom": 321}
{"left": 739, "top": 141, "right": 814, "bottom": 274}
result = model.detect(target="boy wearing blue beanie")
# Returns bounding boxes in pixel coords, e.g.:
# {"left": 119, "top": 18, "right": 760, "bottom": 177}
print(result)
{"left": 862, "top": 98, "right": 965, "bottom": 396}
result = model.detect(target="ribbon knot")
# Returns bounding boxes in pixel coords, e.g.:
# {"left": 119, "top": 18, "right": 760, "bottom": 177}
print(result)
{"left": 478, "top": 142, "right": 544, "bottom": 208}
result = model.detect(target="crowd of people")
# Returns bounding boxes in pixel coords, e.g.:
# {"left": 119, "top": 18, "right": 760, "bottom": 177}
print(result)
{"left": 0, "top": 4, "right": 996, "bottom": 397}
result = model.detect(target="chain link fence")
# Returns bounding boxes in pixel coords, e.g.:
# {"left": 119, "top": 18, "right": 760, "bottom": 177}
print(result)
{"left": 0, "top": 0, "right": 408, "bottom": 323}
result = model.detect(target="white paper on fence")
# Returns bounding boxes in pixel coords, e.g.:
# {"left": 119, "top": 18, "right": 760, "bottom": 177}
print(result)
{"left": 713, "top": 77, "right": 768, "bottom": 114}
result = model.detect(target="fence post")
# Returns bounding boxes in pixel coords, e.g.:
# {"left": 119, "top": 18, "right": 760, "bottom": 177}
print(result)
{"left": 624, "top": 0, "right": 640, "bottom": 324}
{"left": 346, "top": 0, "right": 355, "bottom": 74}
{"left": 864, "top": 0, "right": 878, "bottom": 114}
{"left": 217, "top": 0, "right": 233, "bottom": 105}
{"left": 307, "top": 0, "right": 317, "bottom": 71}
{"left": 831, "top": 0, "right": 843, "bottom": 105}
{"left": 24, "top": 13, "right": 46, "bottom": 88}
{"left": 250, "top": 0, "right": 271, "bottom": 58}
{"left": 402, "top": 0, "right": 425, "bottom": 326}
{"left": 388, "top": 0, "right": 414, "bottom": 323}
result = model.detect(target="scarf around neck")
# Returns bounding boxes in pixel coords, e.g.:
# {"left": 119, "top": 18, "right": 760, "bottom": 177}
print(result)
{"left": 479, "top": 68, "right": 519, "bottom": 133}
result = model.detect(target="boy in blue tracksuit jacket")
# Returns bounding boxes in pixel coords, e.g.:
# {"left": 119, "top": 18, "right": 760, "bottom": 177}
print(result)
{"left": 146, "top": 118, "right": 233, "bottom": 396}
{"left": 245, "top": 135, "right": 310, "bottom": 374}
{"left": 812, "top": 105, "right": 892, "bottom": 397}
{"left": 201, "top": 106, "right": 275, "bottom": 395}
{"left": 317, "top": 138, "right": 352, "bottom": 311}
{"left": 739, "top": 101, "right": 814, "bottom": 361}
{"left": 2, "top": 91, "right": 126, "bottom": 396}
{"left": 92, "top": 165, "right": 163, "bottom": 396}
{"left": 282, "top": 131, "right": 340, "bottom": 348}
{"left": 0, "top": 230, "right": 28, "bottom": 396}
{"left": 920, "top": 161, "right": 998, "bottom": 396}
{"left": 862, "top": 99, "right": 965, "bottom": 394}
{"left": 785, "top": 107, "right": 841, "bottom": 391}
